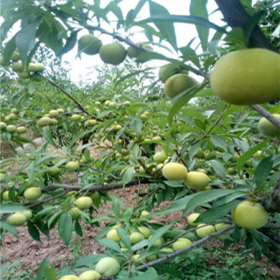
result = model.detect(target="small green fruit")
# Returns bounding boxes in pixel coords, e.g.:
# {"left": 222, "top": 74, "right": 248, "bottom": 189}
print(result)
{"left": 0, "top": 122, "right": 7, "bottom": 131}
{"left": 12, "top": 61, "right": 23, "bottom": 71}
{"left": 99, "top": 42, "right": 127, "bottom": 65}
{"left": 65, "top": 161, "right": 80, "bottom": 171}
{"left": 137, "top": 226, "right": 151, "bottom": 238}
{"left": 59, "top": 275, "right": 80, "bottom": 280}
{"left": 153, "top": 152, "right": 167, "bottom": 163}
{"left": 172, "top": 238, "right": 192, "bottom": 251}
{"left": 24, "top": 187, "right": 41, "bottom": 200}
{"left": 19, "top": 210, "right": 33, "bottom": 221}
{"left": 107, "top": 229, "right": 121, "bottom": 243}
{"left": 164, "top": 74, "right": 197, "bottom": 98}
{"left": 71, "top": 114, "right": 81, "bottom": 121}
{"left": 8, "top": 213, "right": 27, "bottom": 226}
{"left": 184, "top": 171, "right": 210, "bottom": 191}
{"left": 95, "top": 257, "right": 120, "bottom": 277}
{"left": 68, "top": 207, "right": 81, "bottom": 220}
{"left": 187, "top": 213, "right": 200, "bottom": 226}
{"left": 17, "top": 126, "right": 27, "bottom": 134}
{"left": 129, "top": 232, "right": 144, "bottom": 244}
{"left": 210, "top": 48, "right": 280, "bottom": 105}
{"left": 75, "top": 196, "right": 93, "bottom": 210}
{"left": 231, "top": 201, "right": 268, "bottom": 229}
{"left": 257, "top": 114, "right": 280, "bottom": 138}
{"left": 162, "top": 162, "right": 188, "bottom": 181}
{"left": 79, "top": 270, "right": 101, "bottom": 280}
{"left": 196, "top": 224, "right": 215, "bottom": 238}
{"left": 6, "top": 125, "right": 17, "bottom": 133}
{"left": 78, "top": 34, "right": 102, "bottom": 55}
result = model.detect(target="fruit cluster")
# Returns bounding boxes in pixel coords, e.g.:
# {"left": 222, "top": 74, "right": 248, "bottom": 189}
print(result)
{"left": 78, "top": 34, "right": 152, "bottom": 66}
{"left": 1, "top": 51, "right": 45, "bottom": 79}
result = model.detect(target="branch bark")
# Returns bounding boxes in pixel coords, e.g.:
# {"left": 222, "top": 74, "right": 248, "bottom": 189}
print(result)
{"left": 48, "top": 178, "right": 150, "bottom": 192}
{"left": 214, "top": 0, "right": 277, "bottom": 52}
{"left": 136, "top": 224, "right": 236, "bottom": 271}
{"left": 260, "top": 173, "right": 280, "bottom": 213}
{"left": 250, "top": 105, "right": 280, "bottom": 130}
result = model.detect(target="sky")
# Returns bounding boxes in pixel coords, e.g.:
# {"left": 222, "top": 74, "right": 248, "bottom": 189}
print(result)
{"left": 62, "top": 0, "right": 224, "bottom": 83}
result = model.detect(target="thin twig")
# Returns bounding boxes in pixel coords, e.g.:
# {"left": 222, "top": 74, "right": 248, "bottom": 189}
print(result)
{"left": 37, "top": 73, "right": 88, "bottom": 115}
{"left": 192, "top": 104, "right": 231, "bottom": 145}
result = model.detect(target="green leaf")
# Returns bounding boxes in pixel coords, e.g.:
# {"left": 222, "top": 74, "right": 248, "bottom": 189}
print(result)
{"left": 179, "top": 46, "right": 200, "bottom": 67}
{"left": 131, "top": 239, "right": 149, "bottom": 252}
{"left": 128, "top": 267, "right": 159, "bottom": 280}
{"left": 0, "top": 204, "right": 27, "bottom": 214}
{"left": 116, "top": 228, "right": 131, "bottom": 250}
{"left": 209, "top": 159, "right": 227, "bottom": 178}
{"left": 197, "top": 199, "right": 242, "bottom": 223}
{"left": 73, "top": 254, "right": 107, "bottom": 267}
{"left": 74, "top": 220, "right": 83, "bottom": 237}
{"left": 136, "top": 15, "right": 226, "bottom": 33}
{"left": 58, "top": 211, "right": 73, "bottom": 245}
{"left": 154, "top": 264, "right": 182, "bottom": 278}
{"left": 168, "top": 85, "right": 201, "bottom": 122}
{"left": 43, "top": 128, "right": 58, "bottom": 148}
{"left": 158, "top": 189, "right": 247, "bottom": 215}
{"left": 122, "top": 166, "right": 134, "bottom": 187}
{"left": 132, "top": 144, "right": 142, "bottom": 159}
{"left": 148, "top": 223, "right": 174, "bottom": 250}
{"left": 255, "top": 157, "right": 274, "bottom": 188}
{"left": 243, "top": 10, "right": 266, "bottom": 45}
{"left": 36, "top": 255, "right": 52, "bottom": 280}
{"left": 190, "top": 0, "right": 209, "bottom": 51}
{"left": 58, "top": 30, "right": 78, "bottom": 56}
{"left": 224, "top": 27, "right": 247, "bottom": 49}
{"left": 2, "top": 36, "right": 17, "bottom": 65}
{"left": 15, "top": 18, "right": 42, "bottom": 66}
{"left": 112, "top": 199, "right": 120, "bottom": 218}
{"left": 209, "top": 134, "right": 228, "bottom": 151}
{"left": 237, "top": 139, "right": 270, "bottom": 170}
{"left": 149, "top": 1, "right": 177, "bottom": 50}
{"left": 68, "top": 130, "right": 92, "bottom": 148}
{"left": 28, "top": 221, "right": 41, "bottom": 242}
{"left": 98, "top": 239, "right": 121, "bottom": 252}
{"left": 0, "top": 221, "right": 18, "bottom": 238}
{"left": 43, "top": 265, "right": 57, "bottom": 280}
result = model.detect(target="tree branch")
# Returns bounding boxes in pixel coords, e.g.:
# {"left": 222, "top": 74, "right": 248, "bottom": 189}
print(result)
{"left": 214, "top": 0, "right": 277, "bottom": 52}
{"left": 48, "top": 178, "right": 150, "bottom": 192}
{"left": 37, "top": 73, "right": 89, "bottom": 115}
{"left": 250, "top": 104, "right": 280, "bottom": 129}
{"left": 260, "top": 172, "right": 280, "bottom": 213}
{"left": 136, "top": 224, "right": 236, "bottom": 271}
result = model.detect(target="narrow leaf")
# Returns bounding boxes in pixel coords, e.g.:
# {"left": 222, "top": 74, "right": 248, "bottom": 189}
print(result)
{"left": 255, "top": 157, "right": 274, "bottom": 188}
{"left": 58, "top": 211, "right": 73, "bottom": 245}
{"left": 0, "top": 204, "right": 27, "bottom": 214}
{"left": 36, "top": 255, "right": 52, "bottom": 280}
{"left": 0, "top": 221, "right": 18, "bottom": 238}
{"left": 190, "top": 0, "right": 209, "bottom": 51}
{"left": 28, "top": 221, "right": 41, "bottom": 242}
